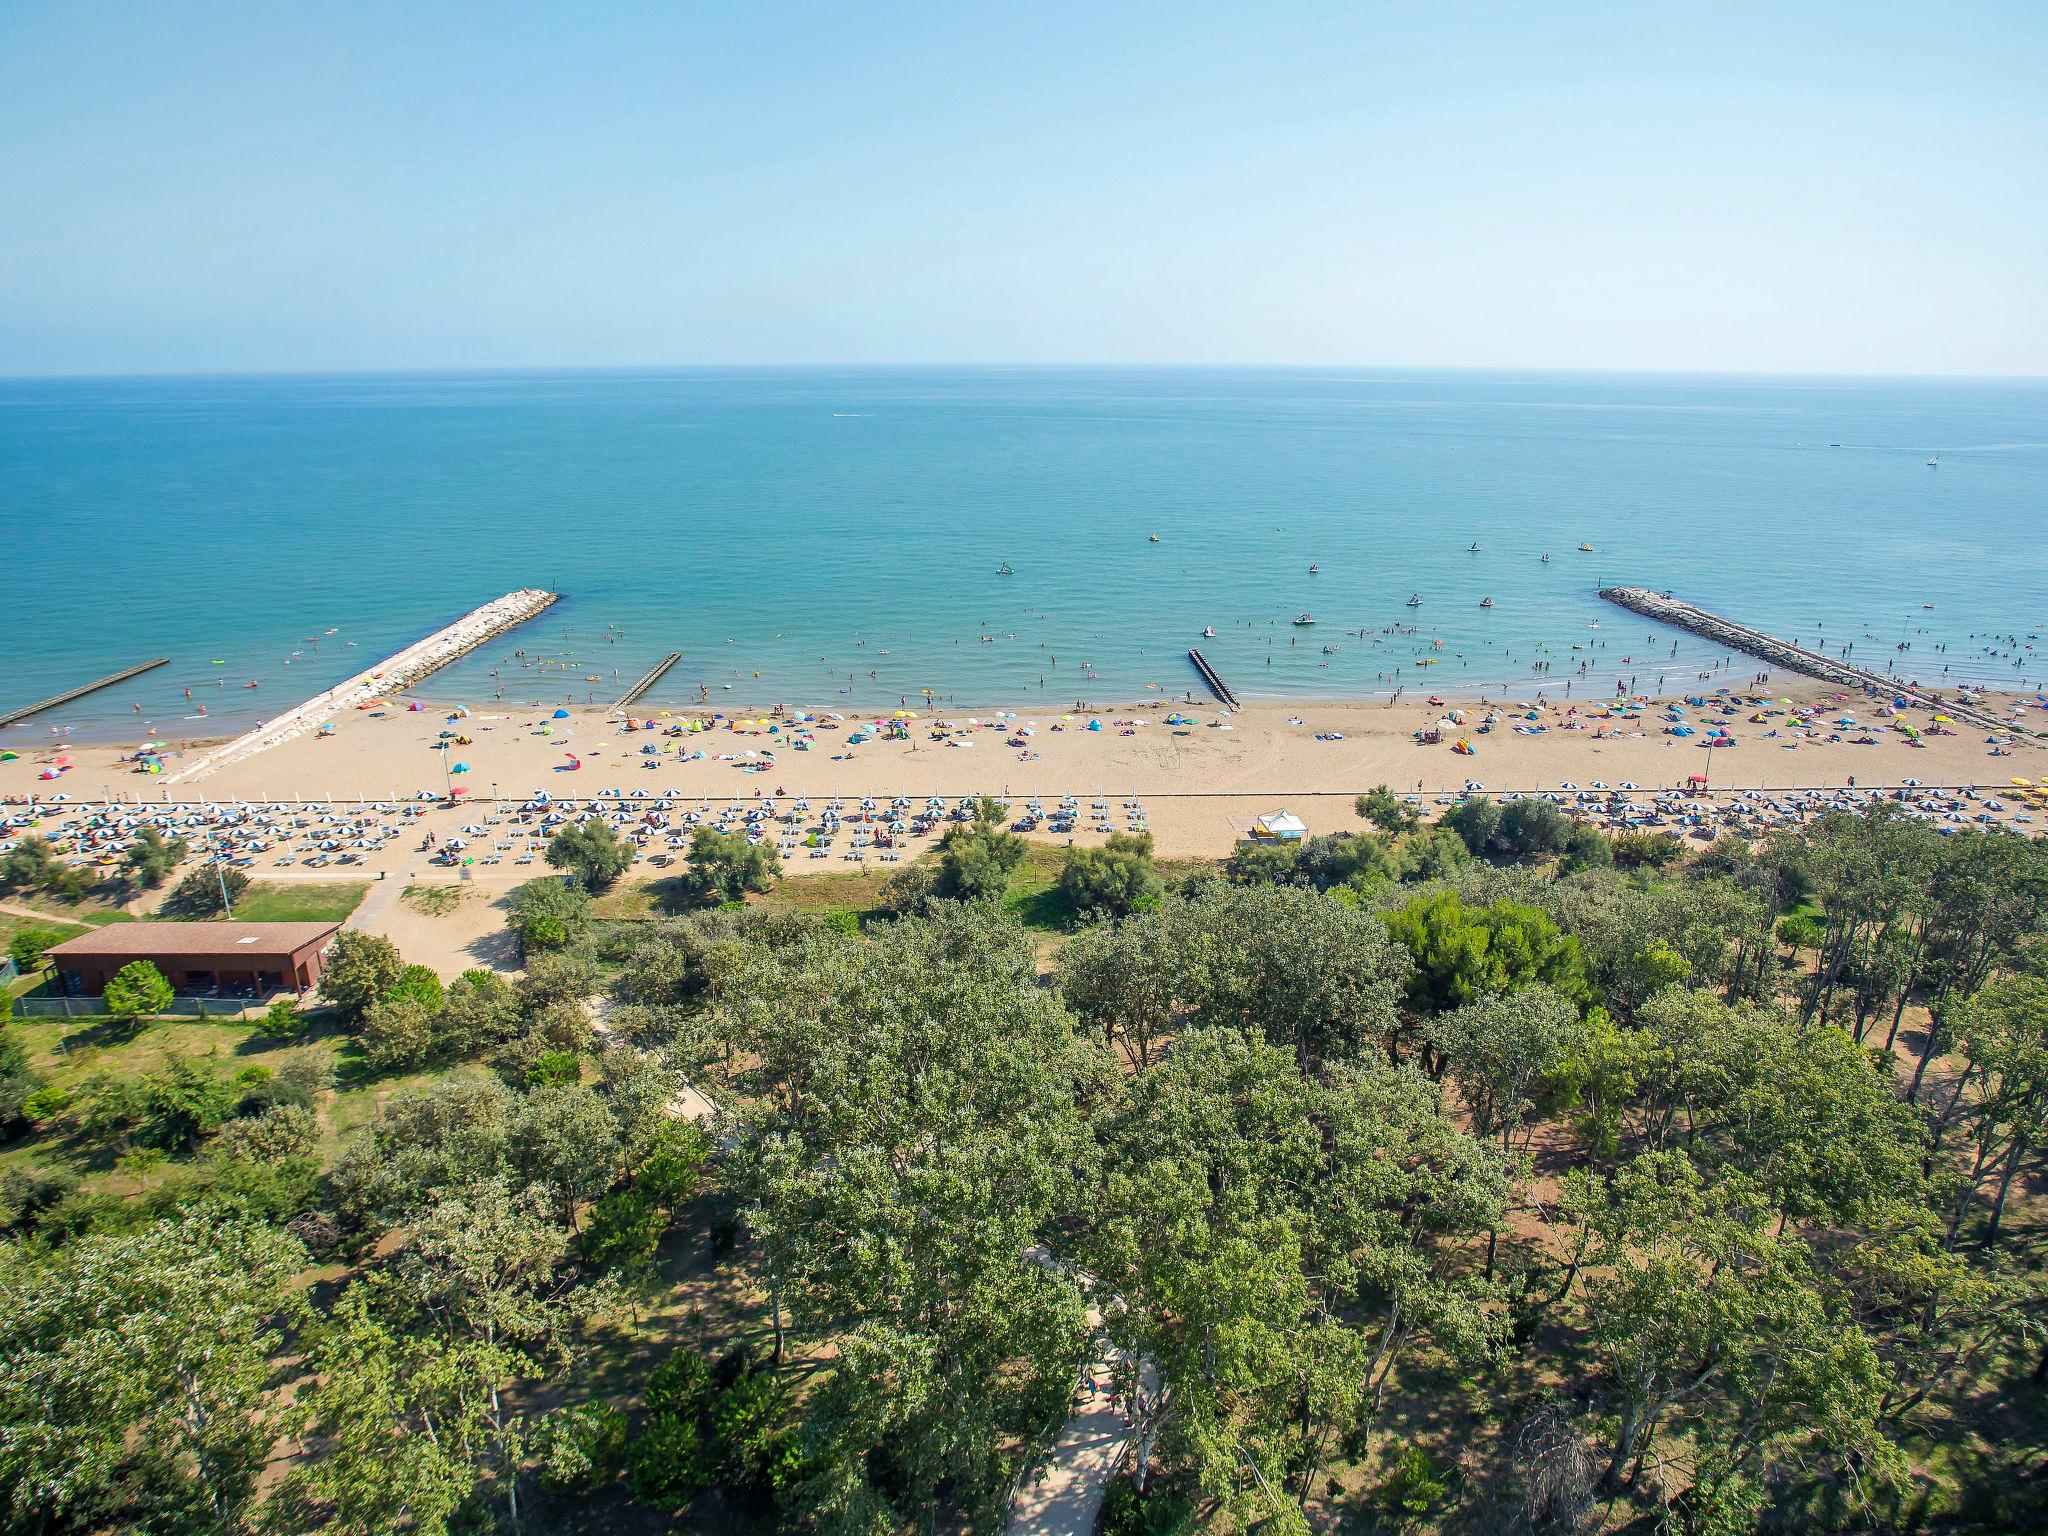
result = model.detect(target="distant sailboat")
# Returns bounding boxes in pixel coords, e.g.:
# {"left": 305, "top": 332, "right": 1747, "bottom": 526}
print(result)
{"left": 1541, "top": 553, "right": 1552, "bottom": 563}
{"left": 1202, "top": 626, "right": 1216, "bottom": 638}
{"left": 1480, "top": 597, "right": 1495, "bottom": 608}
{"left": 1467, "top": 542, "right": 1482, "bottom": 552}
{"left": 1579, "top": 542, "right": 1595, "bottom": 553}
{"left": 1406, "top": 594, "right": 1423, "bottom": 607}
{"left": 1308, "top": 562, "right": 1319, "bottom": 574}
{"left": 1926, "top": 452, "right": 1940, "bottom": 467}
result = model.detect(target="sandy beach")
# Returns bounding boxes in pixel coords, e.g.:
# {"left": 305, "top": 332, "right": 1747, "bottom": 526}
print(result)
{"left": 9, "top": 681, "right": 2040, "bottom": 860}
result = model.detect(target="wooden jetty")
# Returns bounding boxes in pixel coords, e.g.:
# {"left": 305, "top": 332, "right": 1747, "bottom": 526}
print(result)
{"left": 617, "top": 652, "right": 682, "bottom": 710}
{"left": 1599, "top": 586, "right": 2031, "bottom": 740}
{"left": 1187, "top": 648, "right": 1240, "bottom": 709}
{"left": 0, "top": 658, "right": 171, "bottom": 728}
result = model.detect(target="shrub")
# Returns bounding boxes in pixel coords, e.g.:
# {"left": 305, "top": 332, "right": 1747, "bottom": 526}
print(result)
{"left": 1055, "top": 832, "right": 1161, "bottom": 922}
{"left": 1493, "top": 798, "right": 1572, "bottom": 862}
{"left": 1776, "top": 913, "right": 1826, "bottom": 951}
{"left": 212, "top": 1103, "right": 318, "bottom": 1163}
{"left": 1441, "top": 795, "right": 1502, "bottom": 857}
{"left": 930, "top": 800, "right": 1025, "bottom": 902}
{"left": 534, "top": 1403, "right": 628, "bottom": 1494}
{"left": 1298, "top": 832, "right": 1393, "bottom": 893}
{"left": 1613, "top": 830, "right": 1686, "bottom": 870}
{"left": 104, "top": 959, "right": 173, "bottom": 1017}
{"left": 628, "top": 1414, "right": 709, "bottom": 1508}
{"left": 388, "top": 963, "right": 444, "bottom": 1012}
{"left": 645, "top": 1349, "right": 714, "bottom": 1420}
{"left": 1382, "top": 1442, "right": 1448, "bottom": 1521}
{"left": 137, "top": 1055, "right": 239, "bottom": 1151}
{"left": 259, "top": 997, "right": 309, "bottom": 1040}
{"left": 523, "top": 1050, "right": 582, "bottom": 1088}
{"left": 1227, "top": 839, "right": 1298, "bottom": 886}
{"left": 21, "top": 1085, "right": 72, "bottom": 1125}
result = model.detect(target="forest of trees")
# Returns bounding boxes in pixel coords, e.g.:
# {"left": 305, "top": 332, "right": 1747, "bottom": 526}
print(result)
{"left": 2, "top": 801, "right": 2045, "bottom": 1535}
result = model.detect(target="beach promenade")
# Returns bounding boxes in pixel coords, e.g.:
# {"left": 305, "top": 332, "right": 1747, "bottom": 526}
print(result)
{"left": 165, "top": 590, "right": 558, "bottom": 786}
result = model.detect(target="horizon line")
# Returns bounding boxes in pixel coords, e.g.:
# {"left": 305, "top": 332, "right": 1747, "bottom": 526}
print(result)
{"left": 3, "top": 359, "right": 2046, "bottom": 388}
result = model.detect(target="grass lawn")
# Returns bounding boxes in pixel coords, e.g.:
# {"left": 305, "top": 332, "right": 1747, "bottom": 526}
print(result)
{"left": 159, "top": 880, "right": 370, "bottom": 924}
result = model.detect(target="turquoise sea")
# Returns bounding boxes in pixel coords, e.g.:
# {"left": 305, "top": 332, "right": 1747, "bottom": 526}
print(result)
{"left": 2, "top": 368, "right": 2043, "bottom": 742}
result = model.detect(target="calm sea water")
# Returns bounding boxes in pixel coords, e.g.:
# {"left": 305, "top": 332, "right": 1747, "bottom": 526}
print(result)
{"left": 2, "top": 368, "right": 2043, "bottom": 742}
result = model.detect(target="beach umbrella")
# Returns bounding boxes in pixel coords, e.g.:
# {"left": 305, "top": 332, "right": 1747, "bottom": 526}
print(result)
{"left": 451, "top": 762, "right": 470, "bottom": 773}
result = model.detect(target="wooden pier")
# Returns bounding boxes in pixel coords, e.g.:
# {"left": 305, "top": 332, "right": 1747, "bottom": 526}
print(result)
{"left": 1187, "top": 648, "right": 1240, "bottom": 709}
{"left": 1599, "top": 586, "right": 2031, "bottom": 740}
{"left": 617, "top": 652, "right": 682, "bottom": 710}
{"left": 0, "top": 658, "right": 171, "bottom": 729}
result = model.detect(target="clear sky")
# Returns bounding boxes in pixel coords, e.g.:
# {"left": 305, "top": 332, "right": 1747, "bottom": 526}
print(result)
{"left": 1, "top": 1, "right": 2043, "bottom": 377}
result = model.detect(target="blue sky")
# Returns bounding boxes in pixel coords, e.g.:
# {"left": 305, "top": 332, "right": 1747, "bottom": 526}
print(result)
{"left": 1, "top": 1, "right": 2043, "bottom": 376}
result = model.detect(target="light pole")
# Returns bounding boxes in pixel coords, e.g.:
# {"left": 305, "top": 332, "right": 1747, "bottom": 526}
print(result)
{"left": 214, "top": 842, "right": 234, "bottom": 919}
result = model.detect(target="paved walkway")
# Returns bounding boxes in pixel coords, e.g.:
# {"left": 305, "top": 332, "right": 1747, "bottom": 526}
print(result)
{"left": 1007, "top": 1339, "right": 1128, "bottom": 1536}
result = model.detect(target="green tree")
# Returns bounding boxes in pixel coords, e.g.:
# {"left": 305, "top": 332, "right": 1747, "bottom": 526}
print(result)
{"left": 103, "top": 959, "right": 173, "bottom": 1017}
{"left": 440, "top": 968, "right": 521, "bottom": 1055}
{"left": 1298, "top": 831, "right": 1394, "bottom": 893}
{"left": 136, "top": 1054, "right": 240, "bottom": 1151}
{"left": 546, "top": 817, "right": 637, "bottom": 891}
{"left": 1055, "top": 831, "right": 1162, "bottom": 921}
{"left": 1357, "top": 784, "right": 1424, "bottom": 835}
{"left": 8, "top": 925, "right": 65, "bottom": 973}
{"left": 1441, "top": 795, "right": 1502, "bottom": 857}
{"left": 684, "top": 825, "right": 781, "bottom": 903}
{"left": 123, "top": 826, "right": 188, "bottom": 890}
{"left": 930, "top": 798, "right": 1027, "bottom": 903}
{"left": 319, "top": 929, "right": 406, "bottom": 1018}
{"left": 505, "top": 876, "right": 593, "bottom": 953}
{"left": 1494, "top": 797, "right": 1573, "bottom": 862}
{"left": 719, "top": 906, "right": 1100, "bottom": 1528}
{"left": 272, "top": 1284, "right": 533, "bottom": 1536}
{"left": 358, "top": 994, "right": 442, "bottom": 1073}
{"left": 0, "top": 1215, "right": 307, "bottom": 1533}
{"left": 1387, "top": 890, "right": 1587, "bottom": 1016}
{"left": 164, "top": 863, "right": 249, "bottom": 917}
{"left": 510, "top": 1083, "right": 622, "bottom": 1230}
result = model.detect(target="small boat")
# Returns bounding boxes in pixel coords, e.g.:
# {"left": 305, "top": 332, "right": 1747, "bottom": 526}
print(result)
{"left": 1926, "top": 452, "right": 1940, "bottom": 467}
{"left": 1480, "top": 597, "right": 1495, "bottom": 608}
{"left": 996, "top": 563, "right": 1014, "bottom": 575}
{"left": 1406, "top": 594, "right": 1423, "bottom": 607}
{"left": 1202, "top": 626, "right": 1216, "bottom": 638}
{"left": 1308, "top": 563, "right": 1319, "bottom": 574}
{"left": 1578, "top": 542, "right": 1595, "bottom": 552}
{"left": 1541, "top": 553, "right": 1552, "bottom": 563}
{"left": 1148, "top": 533, "right": 1160, "bottom": 542}
{"left": 1292, "top": 614, "right": 1316, "bottom": 626}
{"left": 1467, "top": 542, "right": 1481, "bottom": 552}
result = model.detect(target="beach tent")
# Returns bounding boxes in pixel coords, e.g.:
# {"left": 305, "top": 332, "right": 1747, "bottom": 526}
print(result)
{"left": 1252, "top": 811, "right": 1307, "bottom": 842}
{"left": 554, "top": 708, "right": 571, "bottom": 718}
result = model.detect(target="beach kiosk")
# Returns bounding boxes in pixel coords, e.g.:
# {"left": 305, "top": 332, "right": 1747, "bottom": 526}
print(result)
{"left": 1245, "top": 810, "right": 1308, "bottom": 843}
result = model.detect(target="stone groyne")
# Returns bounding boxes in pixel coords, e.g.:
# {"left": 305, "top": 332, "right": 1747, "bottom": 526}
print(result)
{"left": 1598, "top": 586, "right": 2028, "bottom": 741}
{"left": 167, "top": 589, "right": 559, "bottom": 784}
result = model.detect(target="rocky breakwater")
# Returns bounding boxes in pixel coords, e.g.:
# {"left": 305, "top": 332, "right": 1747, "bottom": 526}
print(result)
{"left": 166, "top": 589, "right": 559, "bottom": 784}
